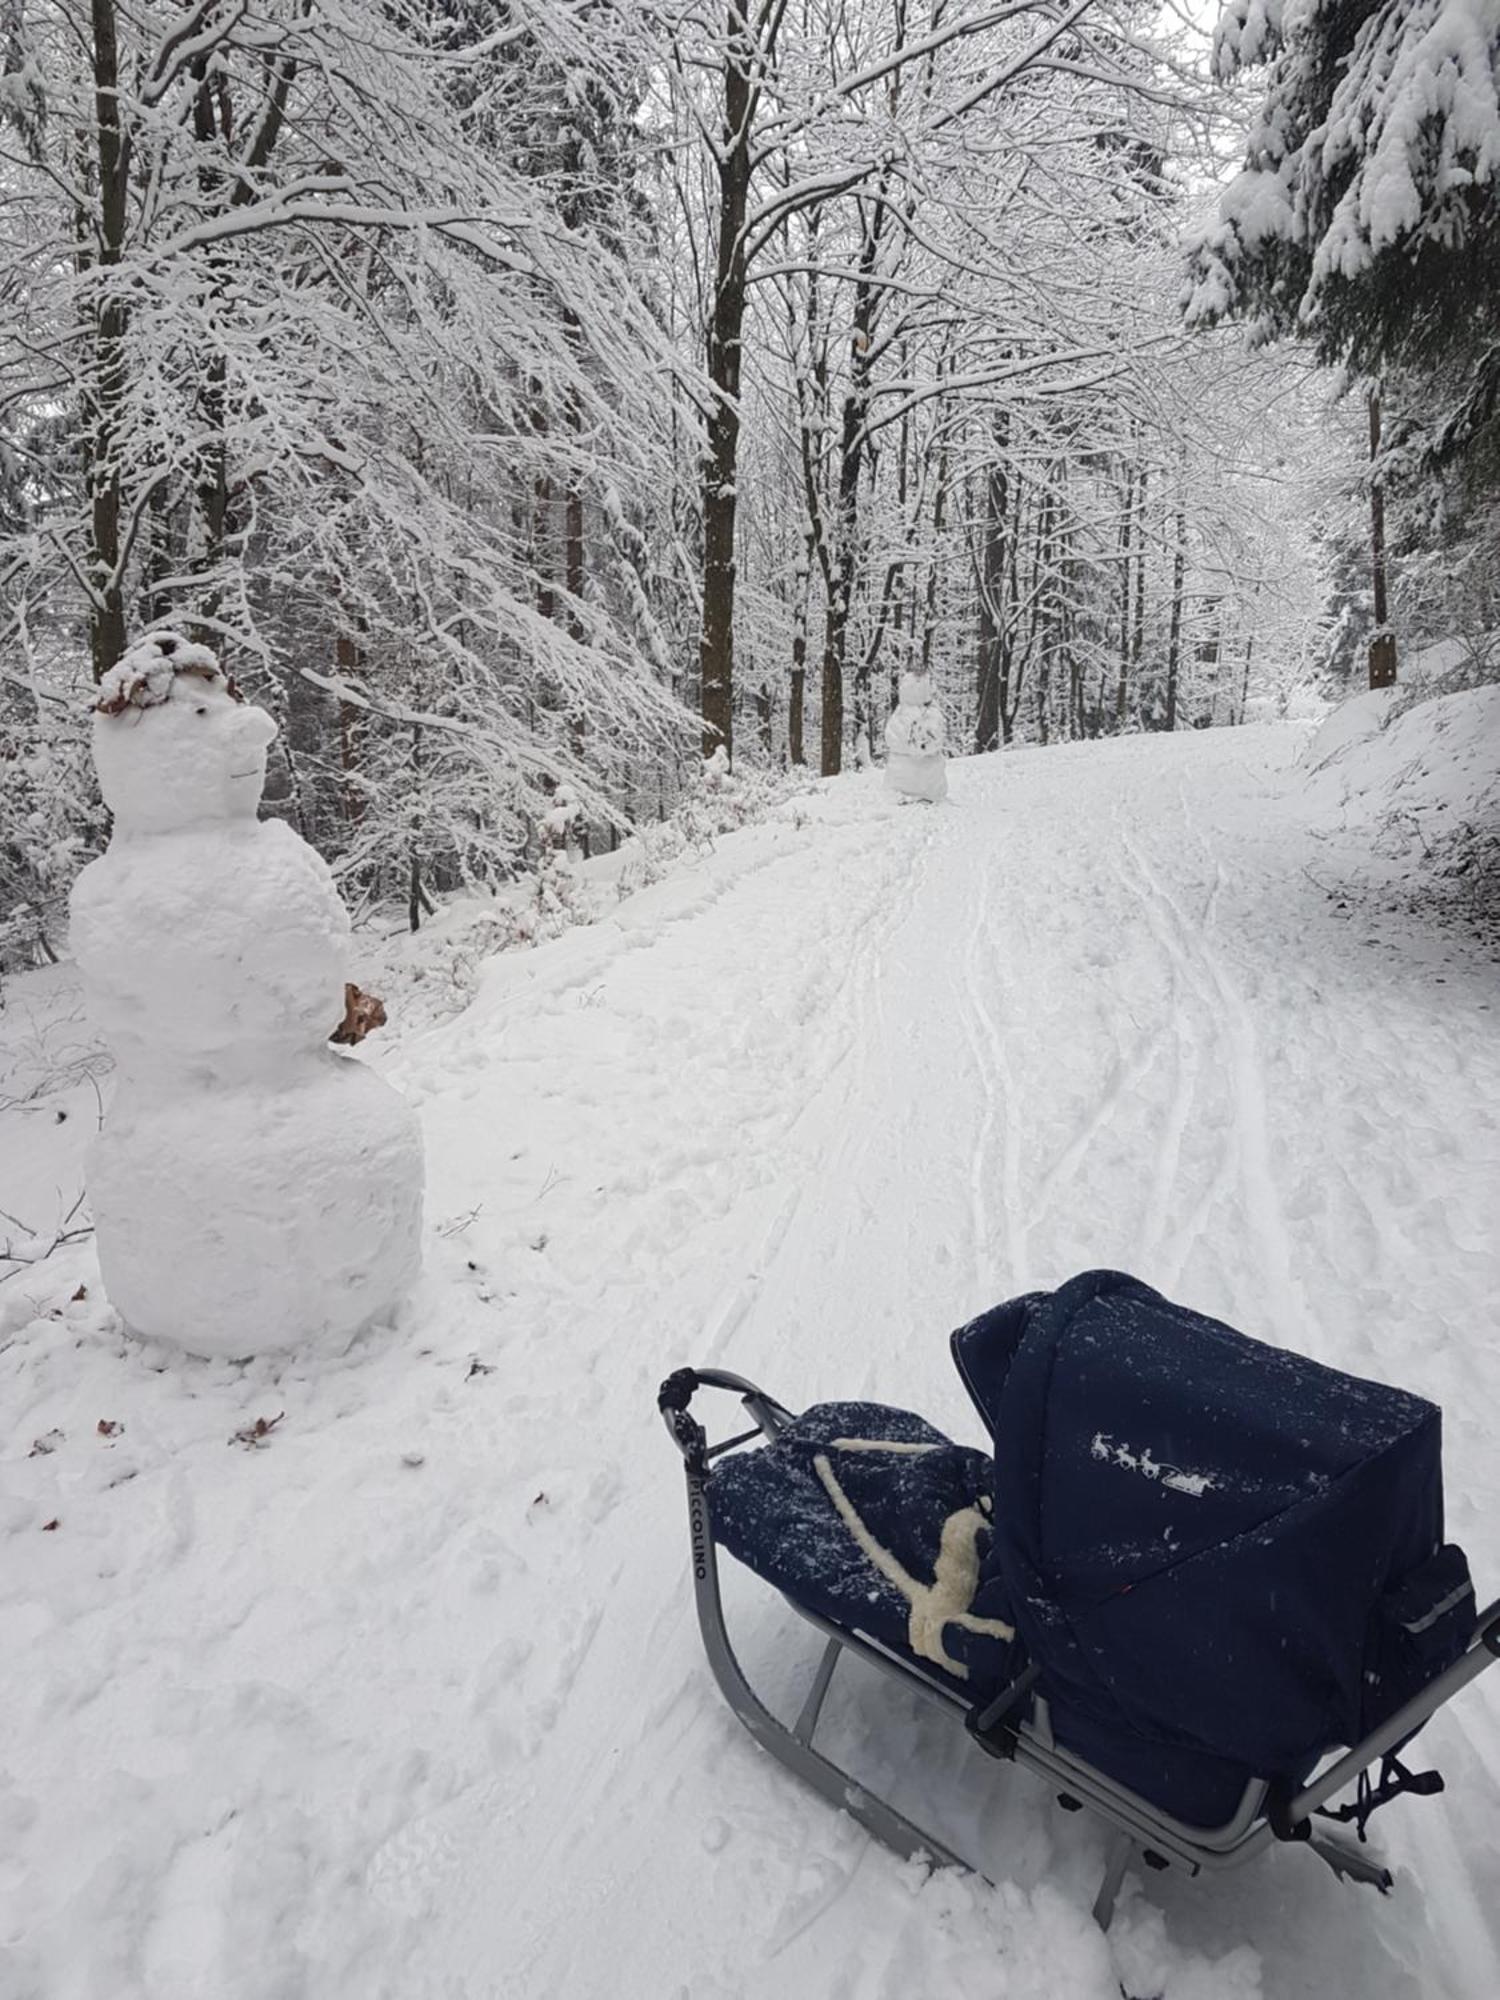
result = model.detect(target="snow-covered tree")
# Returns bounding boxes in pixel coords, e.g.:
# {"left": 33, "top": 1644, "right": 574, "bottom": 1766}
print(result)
{"left": 0, "top": 0, "right": 1340, "bottom": 939}
{"left": 1185, "top": 1, "right": 1500, "bottom": 691}
{"left": 0, "top": 0, "right": 691, "bottom": 915}
{"left": 657, "top": 0, "right": 1216, "bottom": 772}
{"left": 1187, "top": 0, "right": 1500, "bottom": 475}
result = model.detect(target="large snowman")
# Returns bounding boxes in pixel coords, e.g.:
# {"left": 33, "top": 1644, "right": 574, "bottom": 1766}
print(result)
{"left": 69, "top": 633, "right": 423, "bottom": 1359}
{"left": 884, "top": 670, "right": 948, "bottom": 802}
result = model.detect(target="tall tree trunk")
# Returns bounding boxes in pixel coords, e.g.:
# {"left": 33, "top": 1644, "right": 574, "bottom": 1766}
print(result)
{"left": 407, "top": 723, "right": 435, "bottom": 931}
{"left": 1069, "top": 614, "right": 1084, "bottom": 740}
{"left": 789, "top": 537, "right": 811, "bottom": 765}
{"left": 1367, "top": 389, "right": 1397, "bottom": 688}
{"left": 974, "top": 418, "right": 1008, "bottom": 753}
{"left": 190, "top": 61, "right": 229, "bottom": 636}
{"left": 1035, "top": 480, "right": 1057, "bottom": 746}
{"left": 534, "top": 417, "right": 556, "bottom": 625}
{"left": 565, "top": 483, "right": 585, "bottom": 635}
{"left": 337, "top": 631, "right": 364, "bottom": 826}
{"left": 821, "top": 201, "right": 884, "bottom": 776}
{"left": 564, "top": 460, "right": 586, "bottom": 766}
{"left": 859, "top": 560, "right": 904, "bottom": 727}
{"left": 141, "top": 477, "right": 176, "bottom": 627}
{"left": 892, "top": 344, "right": 911, "bottom": 713}
{"left": 1114, "top": 460, "right": 1135, "bottom": 731}
{"left": 86, "top": 0, "right": 129, "bottom": 681}
{"left": 1009, "top": 476, "right": 1054, "bottom": 745}
{"left": 921, "top": 407, "right": 951, "bottom": 676}
{"left": 790, "top": 223, "right": 831, "bottom": 765}
{"left": 755, "top": 678, "right": 773, "bottom": 754}
{"left": 180, "top": 47, "right": 294, "bottom": 641}
{"left": 699, "top": 0, "right": 757, "bottom": 763}
{"left": 1164, "top": 500, "right": 1186, "bottom": 731}
{"left": 819, "top": 596, "right": 843, "bottom": 772}
{"left": 194, "top": 343, "right": 229, "bottom": 627}
{"left": 1130, "top": 463, "right": 1147, "bottom": 686}
{"left": 563, "top": 308, "right": 586, "bottom": 646}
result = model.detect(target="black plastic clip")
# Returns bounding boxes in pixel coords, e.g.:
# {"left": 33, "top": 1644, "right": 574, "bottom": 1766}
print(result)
{"left": 657, "top": 1368, "right": 701, "bottom": 1414}
{"left": 1267, "top": 1784, "right": 1312, "bottom": 1843}
{"left": 658, "top": 1371, "right": 708, "bottom": 1475}
{"left": 1318, "top": 1755, "right": 1443, "bottom": 1841}
{"left": 965, "top": 1661, "right": 1041, "bottom": 1761}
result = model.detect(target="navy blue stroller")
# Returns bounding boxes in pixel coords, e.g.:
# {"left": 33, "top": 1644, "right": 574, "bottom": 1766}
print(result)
{"left": 659, "top": 1271, "right": 1498, "bottom": 1926}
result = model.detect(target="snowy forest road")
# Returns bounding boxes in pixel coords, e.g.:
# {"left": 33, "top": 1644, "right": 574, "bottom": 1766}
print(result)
{"left": 2, "top": 724, "right": 1497, "bottom": 2000}
{"left": 385, "top": 722, "right": 1500, "bottom": 2000}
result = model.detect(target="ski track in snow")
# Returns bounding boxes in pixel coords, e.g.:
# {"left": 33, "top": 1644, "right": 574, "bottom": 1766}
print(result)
{"left": 1, "top": 725, "right": 1497, "bottom": 2000}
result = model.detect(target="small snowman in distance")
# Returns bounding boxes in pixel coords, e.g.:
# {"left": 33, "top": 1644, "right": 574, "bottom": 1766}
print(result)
{"left": 69, "top": 633, "right": 423, "bottom": 1360}
{"left": 884, "top": 670, "right": 948, "bottom": 803}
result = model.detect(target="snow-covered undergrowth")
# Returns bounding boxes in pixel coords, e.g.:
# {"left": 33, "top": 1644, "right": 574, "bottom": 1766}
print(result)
{"left": 1304, "top": 639, "right": 1500, "bottom": 935}
{"left": 2, "top": 724, "right": 1498, "bottom": 2000}
{"left": 351, "top": 755, "right": 816, "bottom": 1044}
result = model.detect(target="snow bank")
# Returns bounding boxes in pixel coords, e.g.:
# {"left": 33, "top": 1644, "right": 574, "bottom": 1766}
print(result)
{"left": 1404, "top": 635, "right": 1496, "bottom": 685}
{"left": 1303, "top": 638, "right": 1498, "bottom": 776}
{"left": 1303, "top": 686, "right": 1396, "bottom": 769}
{"left": 1304, "top": 682, "right": 1500, "bottom": 879}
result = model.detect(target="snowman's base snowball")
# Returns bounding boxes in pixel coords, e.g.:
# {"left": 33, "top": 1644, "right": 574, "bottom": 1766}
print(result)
{"left": 91, "top": 1055, "right": 423, "bottom": 1359}
{"left": 885, "top": 752, "right": 947, "bottom": 803}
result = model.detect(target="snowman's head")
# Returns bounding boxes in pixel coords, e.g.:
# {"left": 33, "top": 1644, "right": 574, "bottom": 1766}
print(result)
{"left": 898, "top": 671, "right": 934, "bottom": 709}
{"left": 93, "top": 633, "right": 278, "bottom": 836}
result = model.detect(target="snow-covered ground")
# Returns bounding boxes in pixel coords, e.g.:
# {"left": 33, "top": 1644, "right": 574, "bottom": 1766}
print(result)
{"left": 2, "top": 720, "right": 1498, "bottom": 2000}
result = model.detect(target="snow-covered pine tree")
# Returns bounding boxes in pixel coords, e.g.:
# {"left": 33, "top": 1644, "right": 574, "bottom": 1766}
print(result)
{"left": 1188, "top": 1, "right": 1500, "bottom": 683}
{"left": 1188, "top": 0, "right": 1500, "bottom": 475}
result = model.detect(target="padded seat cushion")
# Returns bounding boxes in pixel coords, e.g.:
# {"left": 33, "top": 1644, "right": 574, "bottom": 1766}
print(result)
{"left": 710, "top": 1400, "right": 1021, "bottom": 1692}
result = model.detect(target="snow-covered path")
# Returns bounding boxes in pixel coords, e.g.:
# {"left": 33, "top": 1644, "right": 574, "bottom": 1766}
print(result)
{"left": 3, "top": 725, "right": 1497, "bottom": 2000}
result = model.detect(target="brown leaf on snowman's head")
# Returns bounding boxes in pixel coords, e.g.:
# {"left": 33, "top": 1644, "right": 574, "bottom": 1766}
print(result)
{"left": 96, "top": 665, "right": 173, "bottom": 717}
{"left": 94, "top": 633, "right": 237, "bottom": 716}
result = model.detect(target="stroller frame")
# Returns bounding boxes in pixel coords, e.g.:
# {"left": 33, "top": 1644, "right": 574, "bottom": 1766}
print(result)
{"left": 661, "top": 1367, "right": 1500, "bottom": 1930}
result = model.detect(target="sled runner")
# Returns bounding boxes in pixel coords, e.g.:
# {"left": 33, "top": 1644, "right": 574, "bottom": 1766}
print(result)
{"left": 658, "top": 1271, "right": 1499, "bottom": 1929}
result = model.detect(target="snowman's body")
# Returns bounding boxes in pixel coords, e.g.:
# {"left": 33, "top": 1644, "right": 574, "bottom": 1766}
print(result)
{"left": 70, "top": 636, "right": 423, "bottom": 1358}
{"left": 884, "top": 671, "right": 948, "bottom": 802}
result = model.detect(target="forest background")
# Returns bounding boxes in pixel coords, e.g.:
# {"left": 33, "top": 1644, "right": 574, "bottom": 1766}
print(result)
{"left": 3, "top": 0, "right": 1496, "bottom": 961}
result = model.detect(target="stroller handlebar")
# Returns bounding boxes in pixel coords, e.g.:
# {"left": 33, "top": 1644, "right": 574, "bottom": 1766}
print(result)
{"left": 657, "top": 1368, "right": 795, "bottom": 1470}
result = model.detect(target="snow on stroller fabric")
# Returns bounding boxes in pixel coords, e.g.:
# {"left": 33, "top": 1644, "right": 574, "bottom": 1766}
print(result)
{"left": 954, "top": 1270, "right": 1476, "bottom": 1824}
{"left": 713, "top": 1270, "right": 1477, "bottom": 1830}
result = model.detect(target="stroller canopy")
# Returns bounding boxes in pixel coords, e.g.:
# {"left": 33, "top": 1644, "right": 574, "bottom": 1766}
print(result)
{"left": 953, "top": 1271, "right": 1474, "bottom": 1824}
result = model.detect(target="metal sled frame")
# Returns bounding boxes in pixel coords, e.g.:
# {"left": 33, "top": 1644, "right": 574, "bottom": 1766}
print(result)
{"left": 661, "top": 1368, "right": 1500, "bottom": 1930}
